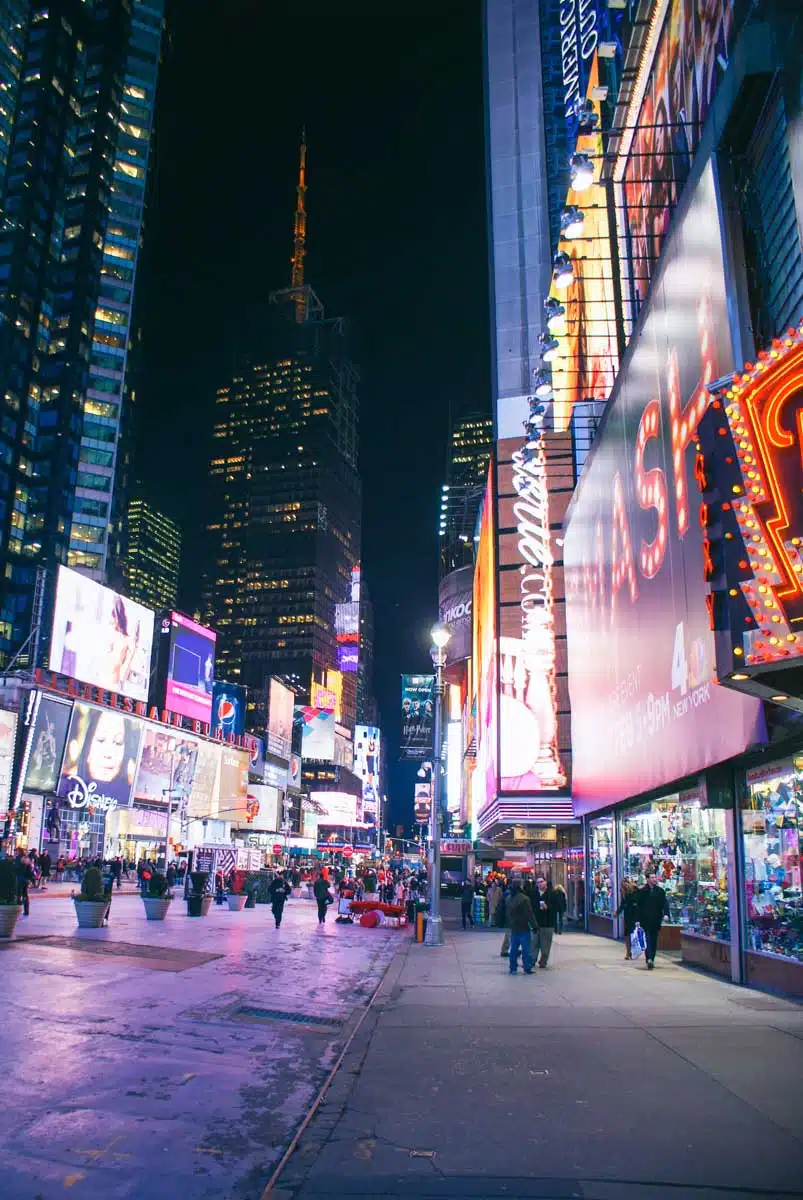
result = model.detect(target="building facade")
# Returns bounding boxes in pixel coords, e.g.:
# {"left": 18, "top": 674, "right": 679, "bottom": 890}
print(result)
{"left": 0, "top": 0, "right": 163, "bottom": 665}
{"left": 123, "top": 494, "right": 180, "bottom": 612}
{"left": 439, "top": 413, "right": 492, "bottom": 576}
{"left": 563, "top": 0, "right": 803, "bottom": 996}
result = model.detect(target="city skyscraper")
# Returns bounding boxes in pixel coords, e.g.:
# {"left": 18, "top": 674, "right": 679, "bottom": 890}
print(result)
{"left": 203, "top": 138, "right": 361, "bottom": 714}
{"left": 439, "top": 413, "right": 492, "bottom": 576}
{"left": 0, "top": 0, "right": 164, "bottom": 664}
{"left": 123, "top": 493, "right": 180, "bottom": 613}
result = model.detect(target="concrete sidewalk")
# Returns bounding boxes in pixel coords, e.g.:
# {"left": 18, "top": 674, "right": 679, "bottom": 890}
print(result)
{"left": 270, "top": 928, "right": 803, "bottom": 1199}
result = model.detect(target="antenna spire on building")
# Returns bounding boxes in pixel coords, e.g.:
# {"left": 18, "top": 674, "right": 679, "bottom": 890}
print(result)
{"left": 290, "top": 128, "right": 308, "bottom": 321}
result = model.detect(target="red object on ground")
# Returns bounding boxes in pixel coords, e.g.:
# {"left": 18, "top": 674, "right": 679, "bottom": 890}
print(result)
{"left": 349, "top": 901, "right": 403, "bottom": 917}
{"left": 360, "top": 911, "right": 380, "bottom": 927}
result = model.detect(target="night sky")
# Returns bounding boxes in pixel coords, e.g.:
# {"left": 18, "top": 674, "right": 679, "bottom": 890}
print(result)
{"left": 136, "top": 1, "right": 490, "bottom": 826}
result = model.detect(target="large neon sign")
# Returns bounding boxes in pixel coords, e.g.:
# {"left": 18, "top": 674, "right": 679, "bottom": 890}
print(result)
{"left": 695, "top": 323, "right": 803, "bottom": 678}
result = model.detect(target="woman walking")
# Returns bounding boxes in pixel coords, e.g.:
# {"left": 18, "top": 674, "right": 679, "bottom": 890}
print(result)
{"left": 616, "top": 878, "right": 640, "bottom": 959}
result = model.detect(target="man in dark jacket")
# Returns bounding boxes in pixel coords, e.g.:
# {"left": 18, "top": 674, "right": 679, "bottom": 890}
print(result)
{"left": 269, "top": 871, "right": 292, "bottom": 928}
{"left": 460, "top": 880, "right": 475, "bottom": 930}
{"left": 531, "top": 876, "right": 555, "bottom": 968}
{"left": 312, "top": 874, "right": 333, "bottom": 925}
{"left": 638, "top": 872, "right": 670, "bottom": 969}
{"left": 506, "top": 879, "right": 536, "bottom": 975}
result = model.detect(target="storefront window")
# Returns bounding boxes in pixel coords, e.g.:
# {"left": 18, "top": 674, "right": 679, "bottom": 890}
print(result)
{"left": 621, "top": 794, "right": 729, "bottom": 939}
{"left": 589, "top": 818, "right": 614, "bottom": 917}
{"left": 743, "top": 760, "right": 803, "bottom": 963}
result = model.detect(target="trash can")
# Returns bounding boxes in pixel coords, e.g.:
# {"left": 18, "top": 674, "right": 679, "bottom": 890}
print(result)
{"left": 416, "top": 910, "right": 426, "bottom": 943}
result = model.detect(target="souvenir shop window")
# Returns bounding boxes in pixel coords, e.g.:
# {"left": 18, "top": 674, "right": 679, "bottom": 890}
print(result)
{"left": 743, "top": 760, "right": 803, "bottom": 963}
{"left": 621, "top": 801, "right": 684, "bottom": 925}
{"left": 589, "top": 818, "right": 614, "bottom": 918}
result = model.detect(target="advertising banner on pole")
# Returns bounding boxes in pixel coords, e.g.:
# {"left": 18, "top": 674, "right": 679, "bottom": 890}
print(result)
{"left": 438, "top": 565, "right": 473, "bottom": 664}
{"left": 400, "top": 675, "right": 434, "bottom": 760}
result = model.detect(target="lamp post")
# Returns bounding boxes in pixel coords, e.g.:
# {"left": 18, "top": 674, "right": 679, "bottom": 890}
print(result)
{"left": 424, "top": 621, "right": 451, "bottom": 947}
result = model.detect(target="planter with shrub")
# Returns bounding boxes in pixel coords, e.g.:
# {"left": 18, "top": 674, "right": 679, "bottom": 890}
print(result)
{"left": 142, "top": 871, "right": 172, "bottom": 920}
{"left": 186, "top": 870, "right": 212, "bottom": 917}
{"left": 0, "top": 857, "right": 23, "bottom": 939}
{"left": 73, "top": 866, "right": 111, "bottom": 928}
{"left": 226, "top": 869, "right": 247, "bottom": 911}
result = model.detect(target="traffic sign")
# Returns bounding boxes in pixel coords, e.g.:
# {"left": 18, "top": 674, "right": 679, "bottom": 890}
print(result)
{"left": 272, "top": 843, "right": 283, "bottom": 855}
{"left": 342, "top": 846, "right": 354, "bottom": 859}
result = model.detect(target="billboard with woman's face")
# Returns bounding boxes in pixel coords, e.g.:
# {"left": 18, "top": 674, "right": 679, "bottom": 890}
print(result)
{"left": 57, "top": 703, "right": 142, "bottom": 811}
{"left": 49, "top": 566, "right": 154, "bottom": 702}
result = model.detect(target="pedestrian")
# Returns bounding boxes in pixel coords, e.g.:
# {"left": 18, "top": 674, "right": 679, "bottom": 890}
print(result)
{"left": 552, "top": 883, "right": 567, "bottom": 933}
{"left": 531, "top": 875, "right": 555, "bottom": 968}
{"left": 269, "top": 871, "right": 292, "bottom": 928}
{"left": 616, "top": 879, "right": 640, "bottom": 959}
{"left": 39, "top": 850, "right": 52, "bottom": 886}
{"left": 638, "top": 871, "right": 670, "bottom": 969}
{"left": 460, "top": 879, "right": 475, "bottom": 929}
{"left": 15, "top": 849, "right": 34, "bottom": 916}
{"left": 506, "top": 877, "right": 536, "bottom": 975}
{"left": 110, "top": 857, "right": 122, "bottom": 890}
{"left": 486, "top": 879, "right": 501, "bottom": 926}
{"left": 313, "top": 873, "right": 334, "bottom": 925}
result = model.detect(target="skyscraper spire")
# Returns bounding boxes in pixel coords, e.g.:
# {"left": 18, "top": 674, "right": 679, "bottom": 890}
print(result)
{"left": 290, "top": 128, "right": 308, "bottom": 322}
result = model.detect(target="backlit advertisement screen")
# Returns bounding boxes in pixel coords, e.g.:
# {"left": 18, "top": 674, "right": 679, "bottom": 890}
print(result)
{"left": 473, "top": 467, "right": 498, "bottom": 813}
{"left": 133, "top": 726, "right": 199, "bottom": 805}
{"left": 438, "top": 566, "right": 473, "bottom": 664}
{"left": 57, "top": 703, "right": 142, "bottom": 811}
{"left": 310, "top": 790, "right": 358, "bottom": 827}
{"left": 211, "top": 681, "right": 246, "bottom": 737}
{"left": 0, "top": 709, "right": 17, "bottom": 817}
{"left": 295, "top": 706, "right": 335, "bottom": 762}
{"left": 243, "top": 783, "right": 281, "bottom": 832}
{"left": 49, "top": 565, "right": 154, "bottom": 702}
{"left": 216, "top": 747, "right": 250, "bottom": 822}
{"left": 354, "top": 725, "right": 380, "bottom": 822}
{"left": 447, "top": 721, "right": 462, "bottom": 814}
{"left": 165, "top": 612, "right": 216, "bottom": 723}
{"left": 621, "top": 0, "right": 735, "bottom": 317}
{"left": 24, "top": 695, "right": 72, "bottom": 792}
{"left": 267, "top": 678, "right": 293, "bottom": 761}
{"left": 186, "top": 739, "right": 220, "bottom": 820}
{"left": 564, "top": 163, "right": 766, "bottom": 814}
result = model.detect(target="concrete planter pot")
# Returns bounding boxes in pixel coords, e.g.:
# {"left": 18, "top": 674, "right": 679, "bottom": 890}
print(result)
{"left": 0, "top": 903, "right": 23, "bottom": 939}
{"left": 142, "top": 896, "right": 172, "bottom": 921}
{"left": 74, "top": 898, "right": 109, "bottom": 928}
{"left": 227, "top": 893, "right": 247, "bottom": 912}
{"left": 186, "top": 894, "right": 213, "bottom": 918}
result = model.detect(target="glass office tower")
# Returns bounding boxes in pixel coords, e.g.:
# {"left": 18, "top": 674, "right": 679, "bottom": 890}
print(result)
{"left": 0, "top": 0, "right": 163, "bottom": 663}
{"left": 124, "top": 494, "right": 180, "bottom": 613}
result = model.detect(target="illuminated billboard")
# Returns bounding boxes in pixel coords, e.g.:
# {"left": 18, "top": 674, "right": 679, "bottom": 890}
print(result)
{"left": 473, "top": 468, "right": 498, "bottom": 811}
{"left": 23, "top": 695, "right": 72, "bottom": 793}
{"left": 186, "top": 739, "right": 221, "bottom": 819}
{"left": 134, "top": 726, "right": 199, "bottom": 805}
{"left": 216, "top": 747, "right": 250, "bottom": 823}
{"left": 354, "top": 725, "right": 380, "bottom": 821}
{"left": 266, "top": 677, "right": 293, "bottom": 761}
{"left": 211, "top": 681, "right": 246, "bottom": 737}
{"left": 311, "top": 681, "right": 336, "bottom": 713}
{"left": 0, "top": 710, "right": 17, "bottom": 818}
{"left": 335, "top": 600, "right": 359, "bottom": 674}
{"left": 400, "top": 675, "right": 434, "bottom": 760}
{"left": 564, "top": 162, "right": 766, "bottom": 814}
{"left": 695, "top": 325, "right": 803, "bottom": 689}
{"left": 165, "top": 612, "right": 216, "bottom": 724}
{"left": 446, "top": 721, "right": 462, "bottom": 815}
{"left": 295, "top": 706, "right": 335, "bottom": 762}
{"left": 619, "top": 0, "right": 735, "bottom": 322}
{"left": 49, "top": 565, "right": 154, "bottom": 702}
{"left": 310, "top": 790, "right": 358, "bottom": 826}
{"left": 58, "top": 703, "right": 142, "bottom": 811}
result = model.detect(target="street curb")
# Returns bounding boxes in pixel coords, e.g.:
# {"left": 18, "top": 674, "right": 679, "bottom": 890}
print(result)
{"left": 261, "top": 933, "right": 412, "bottom": 1198}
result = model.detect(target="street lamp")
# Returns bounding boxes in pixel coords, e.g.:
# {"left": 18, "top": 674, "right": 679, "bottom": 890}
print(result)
{"left": 425, "top": 620, "right": 451, "bottom": 946}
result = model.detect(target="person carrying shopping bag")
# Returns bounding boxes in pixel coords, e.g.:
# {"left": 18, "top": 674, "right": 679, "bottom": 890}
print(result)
{"left": 616, "top": 878, "right": 640, "bottom": 959}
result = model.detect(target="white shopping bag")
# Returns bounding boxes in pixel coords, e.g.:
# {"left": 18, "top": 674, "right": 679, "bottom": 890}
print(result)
{"left": 631, "top": 923, "right": 647, "bottom": 959}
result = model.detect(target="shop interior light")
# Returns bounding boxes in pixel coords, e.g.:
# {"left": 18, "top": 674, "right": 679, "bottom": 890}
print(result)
{"left": 771, "top": 694, "right": 789, "bottom": 701}
{"left": 540, "top": 334, "right": 560, "bottom": 362}
{"left": 560, "top": 205, "right": 584, "bottom": 239}
{"left": 532, "top": 369, "right": 553, "bottom": 398}
{"left": 552, "top": 251, "right": 574, "bottom": 289}
{"left": 545, "top": 297, "right": 566, "bottom": 334}
{"left": 570, "top": 152, "right": 594, "bottom": 191}
{"left": 731, "top": 673, "right": 749, "bottom": 681}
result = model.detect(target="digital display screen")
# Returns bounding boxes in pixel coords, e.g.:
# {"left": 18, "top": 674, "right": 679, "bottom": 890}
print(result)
{"left": 57, "top": 703, "right": 142, "bottom": 811}
{"left": 49, "top": 565, "right": 154, "bottom": 702}
{"left": 165, "top": 611, "right": 216, "bottom": 723}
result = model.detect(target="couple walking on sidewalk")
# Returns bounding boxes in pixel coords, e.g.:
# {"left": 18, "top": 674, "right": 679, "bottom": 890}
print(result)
{"left": 504, "top": 875, "right": 554, "bottom": 974}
